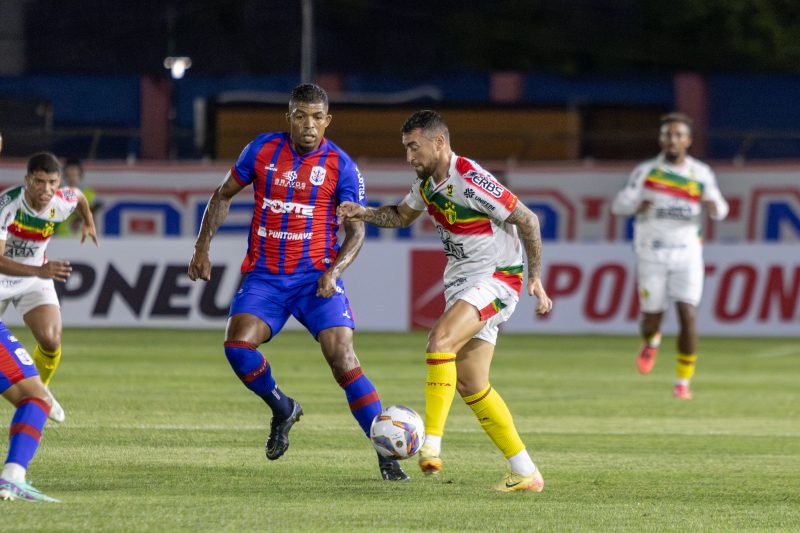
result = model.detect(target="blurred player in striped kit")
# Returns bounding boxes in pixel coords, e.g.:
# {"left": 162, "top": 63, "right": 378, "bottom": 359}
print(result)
{"left": 339, "top": 110, "right": 553, "bottom": 492}
{"left": 612, "top": 113, "right": 729, "bottom": 400}
{"left": 189, "top": 84, "right": 408, "bottom": 480}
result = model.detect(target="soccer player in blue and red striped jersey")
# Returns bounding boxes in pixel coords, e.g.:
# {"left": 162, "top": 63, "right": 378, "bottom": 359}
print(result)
{"left": 0, "top": 322, "right": 61, "bottom": 502}
{"left": 189, "top": 84, "right": 407, "bottom": 480}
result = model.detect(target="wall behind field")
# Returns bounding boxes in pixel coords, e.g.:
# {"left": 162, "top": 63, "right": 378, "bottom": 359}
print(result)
{"left": 0, "top": 161, "right": 796, "bottom": 335}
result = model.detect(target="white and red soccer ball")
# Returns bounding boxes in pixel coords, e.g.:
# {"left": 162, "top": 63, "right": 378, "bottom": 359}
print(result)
{"left": 369, "top": 405, "right": 425, "bottom": 460}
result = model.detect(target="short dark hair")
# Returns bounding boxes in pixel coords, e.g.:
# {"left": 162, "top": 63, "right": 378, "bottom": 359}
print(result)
{"left": 660, "top": 112, "right": 693, "bottom": 134}
{"left": 289, "top": 83, "right": 328, "bottom": 112}
{"left": 27, "top": 152, "right": 61, "bottom": 175}
{"left": 401, "top": 110, "right": 449, "bottom": 141}
{"left": 64, "top": 157, "right": 84, "bottom": 175}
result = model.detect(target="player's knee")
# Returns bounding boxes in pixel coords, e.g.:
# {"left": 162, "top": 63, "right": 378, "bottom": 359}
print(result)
{"left": 38, "top": 333, "right": 61, "bottom": 353}
{"left": 456, "top": 377, "right": 482, "bottom": 397}
{"left": 426, "top": 328, "right": 456, "bottom": 353}
{"left": 223, "top": 340, "right": 258, "bottom": 365}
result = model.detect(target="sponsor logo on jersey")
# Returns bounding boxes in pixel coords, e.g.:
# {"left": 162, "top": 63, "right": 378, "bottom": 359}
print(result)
{"left": 273, "top": 177, "right": 307, "bottom": 190}
{"left": 0, "top": 194, "right": 11, "bottom": 209}
{"left": 4, "top": 240, "right": 39, "bottom": 258}
{"left": 261, "top": 198, "right": 314, "bottom": 217}
{"left": 464, "top": 171, "right": 505, "bottom": 199}
{"left": 356, "top": 168, "right": 366, "bottom": 201}
{"left": 283, "top": 170, "right": 298, "bottom": 181}
{"left": 310, "top": 166, "right": 327, "bottom": 186}
{"left": 446, "top": 184, "right": 454, "bottom": 197}
{"left": 265, "top": 163, "right": 279, "bottom": 172}
{"left": 258, "top": 228, "right": 314, "bottom": 240}
{"left": 15, "top": 347, "right": 34, "bottom": 366}
{"left": 437, "top": 226, "right": 468, "bottom": 260}
{"left": 463, "top": 188, "right": 496, "bottom": 212}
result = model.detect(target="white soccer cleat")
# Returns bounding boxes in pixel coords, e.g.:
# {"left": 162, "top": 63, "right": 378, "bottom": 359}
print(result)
{"left": 44, "top": 386, "right": 65, "bottom": 423}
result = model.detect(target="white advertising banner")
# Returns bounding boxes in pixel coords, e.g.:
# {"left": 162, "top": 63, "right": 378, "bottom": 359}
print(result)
{"left": 3, "top": 239, "right": 796, "bottom": 336}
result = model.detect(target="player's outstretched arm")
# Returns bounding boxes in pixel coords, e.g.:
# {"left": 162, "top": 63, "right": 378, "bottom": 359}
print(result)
{"left": 189, "top": 172, "right": 244, "bottom": 281}
{"left": 317, "top": 218, "right": 365, "bottom": 298}
{"left": 75, "top": 190, "right": 99, "bottom": 245}
{"left": 506, "top": 203, "right": 553, "bottom": 315}
{"left": 337, "top": 201, "right": 421, "bottom": 228}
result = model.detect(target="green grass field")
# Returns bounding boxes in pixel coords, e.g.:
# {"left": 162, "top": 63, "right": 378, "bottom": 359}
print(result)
{"left": 2, "top": 329, "right": 798, "bottom": 532}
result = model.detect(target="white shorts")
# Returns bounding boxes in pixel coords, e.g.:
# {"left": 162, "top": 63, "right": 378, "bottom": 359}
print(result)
{"left": 0, "top": 277, "right": 60, "bottom": 317}
{"left": 447, "top": 277, "right": 518, "bottom": 345}
{"left": 637, "top": 256, "right": 704, "bottom": 313}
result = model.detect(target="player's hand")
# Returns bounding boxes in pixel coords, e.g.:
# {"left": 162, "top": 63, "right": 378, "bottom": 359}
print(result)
{"left": 38, "top": 260, "right": 72, "bottom": 282}
{"left": 528, "top": 277, "right": 553, "bottom": 315}
{"left": 81, "top": 220, "right": 99, "bottom": 246}
{"left": 316, "top": 269, "right": 338, "bottom": 298}
{"left": 188, "top": 249, "right": 212, "bottom": 281}
{"left": 337, "top": 201, "right": 366, "bottom": 223}
{"left": 636, "top": 200, "right": 653, "bottom": 214}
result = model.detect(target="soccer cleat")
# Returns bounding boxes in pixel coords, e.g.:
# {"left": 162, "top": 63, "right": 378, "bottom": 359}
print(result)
{"left": 265, "top": 398, "right": 303, "bottom": 460}
{"left": 45, "top": 386, "right": 65, "bottom": 423}
{"left": 673, "top": 383, "right": 693, "bottom": 400}
{"left": 417, "top": 443, "right": 442, "bottom": 476}
{"left": 494, "top": 469, "right": 545, "bottom": 493}
{"left": 377, "top": 453, "right": 410, "bottom": 481}
{"left": 637, "top": 345, "right": 658, "bottom": 375}
{"left": 0, "top": 478, "right": 60, "bottom": 502}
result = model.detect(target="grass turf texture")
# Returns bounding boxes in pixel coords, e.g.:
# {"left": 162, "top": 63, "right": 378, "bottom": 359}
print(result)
{"left": 2, "top": 329, "right": 798, "bottom": 532}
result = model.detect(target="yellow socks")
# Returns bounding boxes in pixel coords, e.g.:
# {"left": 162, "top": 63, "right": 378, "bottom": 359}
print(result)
{"left": 675, "top": 353, "right": 697, "bottom": 382}
{"left": 33, "top": 344, "right": 62, "bottom": 385}
{"left": 463, "top": 384, "right": 525, "bottom": 459}
{"left": 424, "top": 352, "right": 456, "bottom": 439}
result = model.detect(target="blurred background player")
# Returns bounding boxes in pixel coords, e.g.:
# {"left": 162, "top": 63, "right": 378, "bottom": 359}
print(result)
{"left": 0, "top": 138, "right": 68, "bottom": 503}
{"left": 338, "top": 110, "right": 553, "bottom": 492}
{"left": 188, "top": 83, "right": 408, "bottom": 481}
{"left": 0, "top": 152, "right": 98, "bottom": 423}
{"left": 611, "top": 112, "right": 729, "bottom": 400}
{"left": 55, "top": 158, "right": 99, "bottom": 237}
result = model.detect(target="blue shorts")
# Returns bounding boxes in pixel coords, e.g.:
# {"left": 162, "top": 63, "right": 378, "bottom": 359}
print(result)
{"left": 229, "top": 270, "right": 356, "bottom": 340}
{"left": 0, "top": 321, "right": 38, "bottom": 394}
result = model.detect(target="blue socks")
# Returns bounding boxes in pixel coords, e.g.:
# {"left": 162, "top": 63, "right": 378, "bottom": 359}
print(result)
{"left": 337, "top": 367, "right": 382, "bottom": 435}
{"left": 224, "top": 341, "right": 292, "bottom": 419}
{"left": 6, "top": 397, "right": 50, "bottom": 471}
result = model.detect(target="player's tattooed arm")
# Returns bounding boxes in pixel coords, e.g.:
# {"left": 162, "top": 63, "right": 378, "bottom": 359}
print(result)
{"left": 338, "top": 201, "right": 422, "bottom": 228}
{"left": 507, "top": 203, "right": 543, "bottom": 280}
{"left": 190, "top": 173, "right": 244, "bottom": 281}
{"left": 318, "top": 218, "right": 365, "bottom": 297}
{"left": 507, "top": 202, "right": 552, "bottom": 314}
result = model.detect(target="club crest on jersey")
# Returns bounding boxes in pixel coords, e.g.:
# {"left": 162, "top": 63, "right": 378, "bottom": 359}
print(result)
{"left": 310, "top": 166, "right": 326, "bottom": 186}
{"left": 444, "top": 201, "right": 457, "bottom": 225}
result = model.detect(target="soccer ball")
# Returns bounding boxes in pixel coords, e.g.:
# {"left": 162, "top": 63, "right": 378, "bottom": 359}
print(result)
{"left": 369, "top": 405, "right": 425, "bottom": 460}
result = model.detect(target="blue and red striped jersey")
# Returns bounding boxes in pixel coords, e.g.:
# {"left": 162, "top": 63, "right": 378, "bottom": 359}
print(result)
{"left": 231, "top": 132, "right": 366, "bottom": 275}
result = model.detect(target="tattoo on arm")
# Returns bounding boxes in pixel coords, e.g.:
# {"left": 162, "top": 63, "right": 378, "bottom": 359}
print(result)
{"left": 363, "top": 206, "right": 406, "bottom": 228}
{"left": 507, "top": 204, "right": 543, "bottom": 279}
{"left": 328, "top": 220, "right": 365, "bottom": 277}
{"left": 195, "top": 189, "right": 233, "bottom": 251}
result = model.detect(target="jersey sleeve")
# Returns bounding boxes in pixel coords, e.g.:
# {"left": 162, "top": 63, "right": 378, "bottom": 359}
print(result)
{"left": 701, "top": 167, "right": 729, "bottom": 221}
{"left": 230, "top": 139, "right": 261, "bottom": 186}
{"left": 461, "top": 169, "right": 518, "bottom": 222}
{"left": 401, "top": 179, "right": 427, "bottom": 211}
{"left": 612, "top": 164, "right": 648, "bottom": 216}
{"left": 0, "top": 193, "right": 15, "bottom": 241}
{"left": 55, "top": 187, "right": 80, "bottom": 220}
{"left": 335, "top": 158, "right": 367, "bottom": 207}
